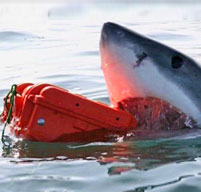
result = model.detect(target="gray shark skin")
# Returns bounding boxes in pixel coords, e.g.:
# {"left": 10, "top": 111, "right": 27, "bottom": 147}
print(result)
{"left": 100, "top": 22, "right": 201, "bottom": 127}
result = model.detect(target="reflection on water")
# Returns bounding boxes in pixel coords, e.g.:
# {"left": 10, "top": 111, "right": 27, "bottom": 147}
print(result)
{"left": 2, "top": 133, "right": 201, "bottom": 191}
{"left": 1, "top": 1, "right": 201, "bottom": 192}
{"left": 3, "top": 131, "right": 201, "bottom": 170}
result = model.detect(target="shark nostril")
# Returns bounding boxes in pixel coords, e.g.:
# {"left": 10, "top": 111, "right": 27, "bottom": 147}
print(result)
{"left": 171, "top": 55, "right": 184, "bottom": 69}
{"left": 117, "top": 31, "right": 124, "bottom": 38}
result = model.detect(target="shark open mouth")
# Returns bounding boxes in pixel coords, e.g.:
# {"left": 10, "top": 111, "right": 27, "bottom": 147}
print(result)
{"left": 117, "top": 97, "right": 197, "bottom": 130}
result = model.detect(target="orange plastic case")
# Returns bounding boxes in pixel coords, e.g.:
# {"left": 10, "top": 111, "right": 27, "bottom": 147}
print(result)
{"left": 1, "top": 84, "right": 137, "bottom": 142}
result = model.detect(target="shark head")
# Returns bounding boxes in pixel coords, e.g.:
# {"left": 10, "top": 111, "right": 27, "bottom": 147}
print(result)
{"left": 100, "top": 22, "right": 201, "bottom": 127}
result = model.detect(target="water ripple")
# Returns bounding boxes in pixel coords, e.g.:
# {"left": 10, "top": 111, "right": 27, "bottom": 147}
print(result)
{"left": 1, "top": 2, "right": 201, "bottom": 192}
{"left": 0, "top": 31, "right": 40, "bottom": 42}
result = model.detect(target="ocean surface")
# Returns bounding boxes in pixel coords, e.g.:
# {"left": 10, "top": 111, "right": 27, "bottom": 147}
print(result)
{"left": 1, "top": 1, "right": 201, "bottom": 192}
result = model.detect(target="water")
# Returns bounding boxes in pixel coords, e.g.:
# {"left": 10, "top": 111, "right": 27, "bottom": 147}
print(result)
{"left": 1, "top": 1, "right": 201, "bottom": 192}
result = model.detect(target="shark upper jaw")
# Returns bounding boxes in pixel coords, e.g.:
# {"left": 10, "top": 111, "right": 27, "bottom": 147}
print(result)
{"left": 100, "top": 22, "right": 201, "bottom": 127}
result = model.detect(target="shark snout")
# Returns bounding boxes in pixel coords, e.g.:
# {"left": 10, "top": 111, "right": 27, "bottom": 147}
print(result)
{"left": 101, "top": 22, "right": 117, "bottom": 36}
{"left": 101, "top": 22, "right": 116, "bottom": 47}
{"left": 101, "top": 22, "right": 148, "bottom": 47}
{"left": 101, "top": 22, "right": 131, "bottom": 47}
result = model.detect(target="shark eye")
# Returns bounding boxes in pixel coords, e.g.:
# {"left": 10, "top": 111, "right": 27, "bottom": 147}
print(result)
{"left": 171, "top": 55, "right": 183, "bottom": 69}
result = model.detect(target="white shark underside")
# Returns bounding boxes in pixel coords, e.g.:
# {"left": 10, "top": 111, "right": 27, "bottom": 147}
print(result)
{"left": 100, "top": 22, "right": 201, "bottom": 128}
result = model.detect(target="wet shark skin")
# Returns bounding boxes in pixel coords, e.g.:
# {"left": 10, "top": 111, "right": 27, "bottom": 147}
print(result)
{"left": 100, "top": 22, "right": 201, "bottom": 126}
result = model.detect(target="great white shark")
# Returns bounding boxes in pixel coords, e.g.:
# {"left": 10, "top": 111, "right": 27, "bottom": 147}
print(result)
{"left": 100, "top": 22, "right": 201, "bottom": 130}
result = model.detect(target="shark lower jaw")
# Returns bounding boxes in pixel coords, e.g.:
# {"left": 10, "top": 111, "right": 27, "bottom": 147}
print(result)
{"left": 117, "top": 97, "right": 197, "bottom": 130}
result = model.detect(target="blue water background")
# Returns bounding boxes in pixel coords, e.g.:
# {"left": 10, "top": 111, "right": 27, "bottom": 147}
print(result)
{"left": 1, "top": 1, "right": 201, "bottom": 192}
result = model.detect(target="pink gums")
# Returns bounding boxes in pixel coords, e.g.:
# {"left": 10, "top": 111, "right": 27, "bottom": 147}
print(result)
{"left": 117, "top": 97, "right": 196, "bottom": 130}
